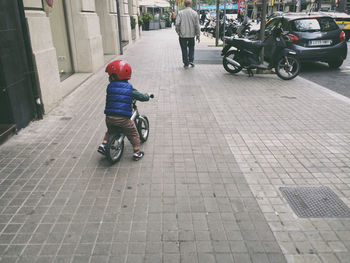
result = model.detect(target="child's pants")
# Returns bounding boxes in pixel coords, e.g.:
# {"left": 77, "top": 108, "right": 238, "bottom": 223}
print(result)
{"left": 104, "top": 115, "right": 140, "bottom": 147}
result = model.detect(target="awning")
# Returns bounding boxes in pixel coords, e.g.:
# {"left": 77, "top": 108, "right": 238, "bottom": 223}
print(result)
{"left": 139, "top": 0, "right": 170, "bottom": 8}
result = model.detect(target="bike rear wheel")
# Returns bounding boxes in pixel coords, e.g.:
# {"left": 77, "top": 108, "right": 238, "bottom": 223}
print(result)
{"left": 137, "top": 116, "right": 149, "bottom": 143}
{"left": 275, "top": 56, "right": 300, "bottom": 80}
{"left": 105, "top": 133, "right": 124, "bottom": 164}
{"left": 223, "top": 50, "right": 243, "bottom": 74}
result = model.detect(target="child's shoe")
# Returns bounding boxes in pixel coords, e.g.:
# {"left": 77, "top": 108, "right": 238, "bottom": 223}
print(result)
{"left": 97, "top": 144, "right": 106, "bottom": 155}
{"left": 133, "top": 150, "right": 144, "bottom": 161}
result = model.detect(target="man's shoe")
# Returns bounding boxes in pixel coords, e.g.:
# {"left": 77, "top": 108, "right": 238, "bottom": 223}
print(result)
{"left": 189, "top": 62, "right": 195, "bottom": 67}
{"left": 184, "top": 64, "right": 189, "bottom": 69}
{"left": 133, "top": 150, "right": 144, "bottom": 161}
{"left": 97, "top": 144, "right": 106, "bottom": 155}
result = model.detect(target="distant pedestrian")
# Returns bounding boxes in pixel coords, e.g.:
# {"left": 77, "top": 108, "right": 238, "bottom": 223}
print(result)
{"left": 256, "top": 12, "right": 261, "bottom": 24}
{"left": 242, "top": 13, "right": 249, "bottom": 25}
{"left": 219, "top": 10, "right": 224, "bottom": 20}
{"left": 171, "top": 11, "right": 176, "bottom": 26}
{"left": 237, "top": 10, "right": 244, "bottom": 23}
{"left": 200, "top": 11, "right": 206, "bottom": 25}
{"left": 175, "top": 0, "right": 200, "bottom": 68}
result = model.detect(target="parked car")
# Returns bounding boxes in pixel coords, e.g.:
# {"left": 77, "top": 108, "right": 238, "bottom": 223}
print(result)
{"left": 259, "top": 12, "right": 348, "bottom": 68}
{"left": 321, "top": 11, "right": 350, "bottom": 41}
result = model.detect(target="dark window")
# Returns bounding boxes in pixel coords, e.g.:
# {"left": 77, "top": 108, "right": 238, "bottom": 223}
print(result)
{"left": 265, "top": 18, "right": 289, "bottom": 32}
{"left": 318, "top": 17, "right": 339, "bottom": 31}
{"left": 265, "top": 18, "right": 280, "bottom": 32}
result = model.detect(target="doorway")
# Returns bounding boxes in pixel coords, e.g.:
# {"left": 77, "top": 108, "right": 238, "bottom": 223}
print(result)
{"left": 0, "top": 0, "right": 38, "bottom": 140}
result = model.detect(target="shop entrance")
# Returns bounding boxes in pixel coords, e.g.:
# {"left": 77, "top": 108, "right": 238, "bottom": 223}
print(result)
{"left": 46, "top": 0, "right": 74, "bottom": 81}
{"left": 0, "top": 0, "right": 38, "bottom": 142}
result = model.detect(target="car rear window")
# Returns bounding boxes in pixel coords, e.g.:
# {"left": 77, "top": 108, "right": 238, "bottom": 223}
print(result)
{"left": 291, "top": 17, "right": 338, "bottom": 32}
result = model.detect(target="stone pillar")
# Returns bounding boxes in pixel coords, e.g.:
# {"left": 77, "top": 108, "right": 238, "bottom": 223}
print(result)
{"left": 95, "top": 0, "right": 121, "bottom": 55}
{"left": 129, "top": 0, "right": 140, "bottom": 41}
{"left": 24, "top": 0, "right": 62, "bottom": 112}
{"left": 119, "top": 0, "right": 132, "bottom": 44}
{"left": 68, "top": 0, "right": 104, "bottom": 72}
{"left": 134, "top": 0, "right": 140, "bottom": 40}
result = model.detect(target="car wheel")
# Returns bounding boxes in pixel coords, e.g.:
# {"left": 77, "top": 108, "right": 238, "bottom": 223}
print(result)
{"left": 328, "top": 60, "right": 343, "bottom": 69}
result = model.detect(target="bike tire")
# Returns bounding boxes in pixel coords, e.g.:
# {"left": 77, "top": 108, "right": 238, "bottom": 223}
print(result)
{"left": 105, "top": 134, "right": 124, "bottom": 164}
{"left": 137, "top": 116, "right": 149, "bottom": 143}
{"left": 275, "top": 56, "right": 300, "bottom": 80}
{"left": 223, "top": 50, "right": 243, "bottom": 74}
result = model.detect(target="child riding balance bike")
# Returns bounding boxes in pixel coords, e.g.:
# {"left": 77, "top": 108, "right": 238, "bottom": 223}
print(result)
{"left": 98, "top": 60, "right": 153, "bottom": 162}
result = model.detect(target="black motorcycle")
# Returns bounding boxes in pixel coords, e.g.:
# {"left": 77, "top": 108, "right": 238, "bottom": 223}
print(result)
{"left": 235, "top": 22, "right": 252, "bottom": 38}
{"left": 221, "top": 27, "right": 300, "bottom": 80}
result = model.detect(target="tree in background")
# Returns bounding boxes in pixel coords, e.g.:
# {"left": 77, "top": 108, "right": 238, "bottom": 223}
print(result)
{"left": 167, "top": 0, "right": 176, "bottom": 10}
{"left": 168, "top": 0, "right": 201, "bottom": 11}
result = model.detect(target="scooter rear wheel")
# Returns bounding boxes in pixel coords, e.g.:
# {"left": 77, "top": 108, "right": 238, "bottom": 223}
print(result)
{"left": 223, "top": 50, "right": 243, "bottom": 74}
{"left": 105, "top": 133, "right": 124, "bottom": 164}
{"left": 275, "top": 56, "right": 300, "bottom": 80}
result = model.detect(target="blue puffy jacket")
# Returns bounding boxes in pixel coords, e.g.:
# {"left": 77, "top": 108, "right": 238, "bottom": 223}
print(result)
{"left": 104, "top": 81, "right": 133, "bottom": 117}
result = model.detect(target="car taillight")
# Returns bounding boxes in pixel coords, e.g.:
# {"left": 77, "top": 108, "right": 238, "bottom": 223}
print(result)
{"left": 284, "top": 34, "right": 299, "bottom": 44}
{"left": 340, "top": 31, "right": 346, "bottom": 42}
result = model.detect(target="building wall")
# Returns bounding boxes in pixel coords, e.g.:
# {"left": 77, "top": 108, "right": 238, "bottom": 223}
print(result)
{"left": 119, "top": 0, "right": 132, "bottom": 43}
{"left": 95, "top": 0, "right": 121, "bottom": 55}
{"left": 68, "top": 0, "right": 104, "bottom": 73}
{"left": 24, "top": 0, "right": 62, "bottom": 112}
{"left": 246, "top": 0, "right": 315, "bottom": 17}
{"left": 23, "top": 0, "right": 135, "bottom": 113}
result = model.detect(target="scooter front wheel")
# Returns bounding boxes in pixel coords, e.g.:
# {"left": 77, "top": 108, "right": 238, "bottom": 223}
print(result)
{"left": 223, "top": 50, "right": 243, "bottom": 74}
{"left": 275, "top": 56, "right": 300, "bottom": 80}
{"left": 105, "top": 133, "right": 124, "bottom": 164}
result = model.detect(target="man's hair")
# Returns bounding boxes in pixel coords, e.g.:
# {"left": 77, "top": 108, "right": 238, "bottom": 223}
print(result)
{"left": 184, "top": 0, "right": 192, "bottom": 7}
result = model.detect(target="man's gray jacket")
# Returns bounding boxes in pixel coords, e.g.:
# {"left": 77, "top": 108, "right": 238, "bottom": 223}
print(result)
{"left": 175, "top": 7, "right": 200, "bottom": 38}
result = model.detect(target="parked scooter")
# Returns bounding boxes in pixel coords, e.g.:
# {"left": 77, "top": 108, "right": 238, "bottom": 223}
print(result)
{"left": 235, "top": 22, "right": 252, "bottom": 38}
{"left": 201, "top": 17, "right": 248, "bottom": 40}
{"left": 221, "top": 27, "right": 300, "bottom": 80}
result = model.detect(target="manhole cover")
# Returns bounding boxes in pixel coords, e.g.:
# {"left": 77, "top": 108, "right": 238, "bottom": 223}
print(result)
{"left": 280, "top": 186, "right": 350, "bottom": 218}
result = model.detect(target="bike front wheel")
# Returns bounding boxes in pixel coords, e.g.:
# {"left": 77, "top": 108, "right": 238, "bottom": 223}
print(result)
{"left": 105, "top": 133, "right": 124, "bottom": 164}
{"left": 275, "top": 56, "right": 300, "bottom": 80}
{"left": 137, "top": 116, "right": 149, "bottom": 143}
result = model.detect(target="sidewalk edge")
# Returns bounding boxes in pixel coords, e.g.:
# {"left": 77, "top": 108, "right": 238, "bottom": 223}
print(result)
{"left": 300, "top": 76, "right": 350, "bottom": 105}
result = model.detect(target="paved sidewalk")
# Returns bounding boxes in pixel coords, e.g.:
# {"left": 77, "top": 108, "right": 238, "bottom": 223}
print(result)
{"left": 1, "top": 28, "right": 350, "bottom": 263}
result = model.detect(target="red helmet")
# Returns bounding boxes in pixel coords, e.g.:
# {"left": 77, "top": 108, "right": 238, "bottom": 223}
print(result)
{"left": 105, "top": 60, "right": 132, "bottom": 80}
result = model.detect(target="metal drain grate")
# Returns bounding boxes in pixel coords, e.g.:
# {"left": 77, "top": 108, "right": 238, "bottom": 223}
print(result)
{"left": 280, "top": 186, "right": 350, "bottom": 218}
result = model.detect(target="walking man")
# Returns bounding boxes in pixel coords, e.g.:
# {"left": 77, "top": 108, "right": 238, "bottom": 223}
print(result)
{"left": 175, "top": 0, "right": 200, "bottom": 68}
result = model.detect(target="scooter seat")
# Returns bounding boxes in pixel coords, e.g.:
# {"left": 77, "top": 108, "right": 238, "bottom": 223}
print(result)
{"left": 228, "top": 38, "right": 264, "bottom": 51}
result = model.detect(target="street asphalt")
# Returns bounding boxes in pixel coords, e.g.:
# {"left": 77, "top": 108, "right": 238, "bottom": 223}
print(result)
{"left": 300, "top": 42, "right": 350, "bottom": 98}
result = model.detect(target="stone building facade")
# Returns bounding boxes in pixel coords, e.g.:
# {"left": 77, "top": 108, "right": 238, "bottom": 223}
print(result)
{"left": 23, "top": 0, "right": 139, "bottom": 113}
